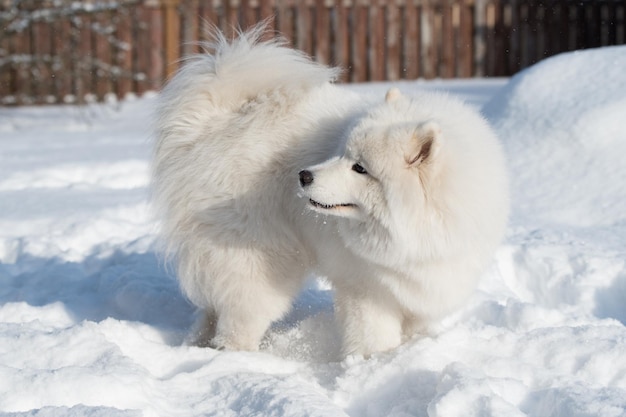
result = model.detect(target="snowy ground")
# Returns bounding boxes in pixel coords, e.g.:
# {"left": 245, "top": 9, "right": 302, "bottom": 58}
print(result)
{"left": 1, "top": 46, "right": 625, "bottom": 417}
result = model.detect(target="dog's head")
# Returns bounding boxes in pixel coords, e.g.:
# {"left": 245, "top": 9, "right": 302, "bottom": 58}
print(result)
{"left": 299, "top": 89, "right": 443, "bottom": 224}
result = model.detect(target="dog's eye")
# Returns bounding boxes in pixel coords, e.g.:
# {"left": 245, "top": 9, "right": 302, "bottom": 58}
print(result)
{"left": 352, "top": 163, "right": 367, "bottom": 174}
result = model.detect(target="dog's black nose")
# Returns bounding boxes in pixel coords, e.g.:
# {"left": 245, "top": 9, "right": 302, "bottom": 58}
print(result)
{"left": 299, "top": 170, "right": 314, "bottom": 187}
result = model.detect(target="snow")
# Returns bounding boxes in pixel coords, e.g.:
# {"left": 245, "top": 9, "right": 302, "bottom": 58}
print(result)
{"left": 1, "top": 47, "right": 625, "bottom": 417}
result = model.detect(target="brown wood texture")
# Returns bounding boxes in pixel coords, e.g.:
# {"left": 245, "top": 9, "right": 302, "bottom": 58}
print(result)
{"left": 2, "top": 0, "right": 626, "bottom": 104}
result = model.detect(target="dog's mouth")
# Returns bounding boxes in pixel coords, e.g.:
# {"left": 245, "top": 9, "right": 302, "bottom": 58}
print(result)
{"left": 309, "top": 199, "right": 357, "bottom": 210}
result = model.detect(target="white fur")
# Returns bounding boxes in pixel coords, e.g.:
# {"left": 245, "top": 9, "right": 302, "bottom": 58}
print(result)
{"left": 152, "top": 26, "right": 509, "bottom": 357}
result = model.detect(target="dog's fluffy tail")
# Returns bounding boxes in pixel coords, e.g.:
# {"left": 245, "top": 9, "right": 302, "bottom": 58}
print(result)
{"left": 155, "top": 24, "right": 340, "bottom": 139}
{"left": 152, "top": 24, "right": 338, "bottom": 264}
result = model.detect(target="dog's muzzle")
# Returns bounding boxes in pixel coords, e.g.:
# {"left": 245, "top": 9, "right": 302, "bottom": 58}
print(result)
{"left": 299, "top": 170, "right": 314, "bottom": 187}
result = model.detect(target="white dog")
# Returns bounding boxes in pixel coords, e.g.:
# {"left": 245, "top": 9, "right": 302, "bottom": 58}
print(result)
{"left": 153, "top": 26, "right": 508, "bottom": 357}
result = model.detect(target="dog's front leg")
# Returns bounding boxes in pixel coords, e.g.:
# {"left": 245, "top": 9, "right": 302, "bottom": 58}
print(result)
{"left": 334, "top": 287, "right": 403, "bottom": 357}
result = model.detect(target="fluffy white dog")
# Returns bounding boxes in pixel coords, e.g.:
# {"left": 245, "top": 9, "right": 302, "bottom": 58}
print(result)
{"left": 153, "top": 26, "right": 508, "bottom": 357}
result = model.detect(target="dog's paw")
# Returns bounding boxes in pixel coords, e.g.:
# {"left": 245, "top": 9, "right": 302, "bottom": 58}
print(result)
{"left": 210, "top": 334, "right": 259, "bottom": 352}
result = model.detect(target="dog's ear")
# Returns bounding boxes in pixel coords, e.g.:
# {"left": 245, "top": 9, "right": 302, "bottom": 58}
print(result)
{"left": 407, "top": 121, "right": 441, "bottom": 167}
{"left": 385, "top": 88, "right": 403, "bottom": 103}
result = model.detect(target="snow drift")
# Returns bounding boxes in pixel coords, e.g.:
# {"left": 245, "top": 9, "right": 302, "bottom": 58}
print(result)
{"left": 0, "top": 46, "right": 625, "bottom": 417}
{"left": 484, "top": 45, "right": 626, "bottom": 229}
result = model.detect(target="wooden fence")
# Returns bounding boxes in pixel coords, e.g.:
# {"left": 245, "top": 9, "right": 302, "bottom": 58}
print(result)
{"left": 1, "top": 0, "right": 625, "bottom": 105}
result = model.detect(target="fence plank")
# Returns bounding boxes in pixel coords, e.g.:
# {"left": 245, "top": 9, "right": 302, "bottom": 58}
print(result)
{"left": 586, "top": 1, "right": 601, "bottom": 48}
{"left": 315, "top": 0, "right": 330, "bottom": 65}
{"left": 93, "top": 10, "right": 111, "bottom": 100}
{"left": 531, "top": 0, "right": 542, "bottom": 63}
{"left": 277, "top": 0, "right": 294, "bottom": 44}
{"left": 386, "top": 1, "right": 401, "bottom": 81}
{"left": 148, "top": 5, "right": 165, "bottom": 91}
{"left": 543, "top": 1, "right": 557, "bottom": 57}
{"left": 181, "top": 0, "right": 200, "bottom": 56}
{"left": 441, "top": 2, "right": 454, "bottom": 78}
{"left": 333, "top": 0, "right": 349, "bottom": 80}
{"left": 134, "top": 5, "right": 150, "bottom": 95}
{"left": 404, "top": 2, "right": 420, "bottom": 79}
{"left": 560, "top": 1, "right": 572, "bottom": 51}
{"left": 199, "top": 0, "right": 219, "bottom": 38}
{"left": 421, "top": 1, "right": 436, "bottom": 79}
{"left": 0, "top": 22, "right": 11, "bottom": 103}
{"left": 14, "top": 22, "right": 32, "bottom": 104}
{"left": 458, "top": 1, "right": 473, "bottom": 77}
{"left": 163, "top": 0, "right": 180, "bottom": 79}
{"left": 4, "top": 17, "right": 26, "bottom": 105}
{"left": 224, "top": 0, "right": 240, "bottom": 37}
{"left": 259, "top": 0, "right": 275, "bottom": 39}
{"left": 75, "top": 13, "right": 92, "bottom": 103}
{"left": 352, "top": 3, "right": 368, "bottom": 82}
{"left": 31, "top": 19, "right": 52, "bottom": 104}
{"left": 507, "top": 0, "right": 521, "bottom": 74}
{"left": 618, "top": 2, "right": 625, "bottom": 44}
{"left": 116, "top": 8, "right": 133, "bottom": 99}
{"left": 369, "top": 2, "right": 385, "bottom": 81}
{"left": 296, "top": 1, "right": 312, "bottom": 56}
{"left": 53, "top": 16, "right": 73, "bottom": 102}
{"left": 241, "top": 0, "right": 257, "bottom": 29}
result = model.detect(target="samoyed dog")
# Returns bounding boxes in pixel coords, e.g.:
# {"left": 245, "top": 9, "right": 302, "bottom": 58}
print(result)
{"left": 153, "top": 26, "right": 508, "bottom": 357}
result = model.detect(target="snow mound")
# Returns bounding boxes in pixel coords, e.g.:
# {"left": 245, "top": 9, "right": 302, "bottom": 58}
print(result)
{"left": 484, "top": 45, "right": 626, "bottom": 228}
